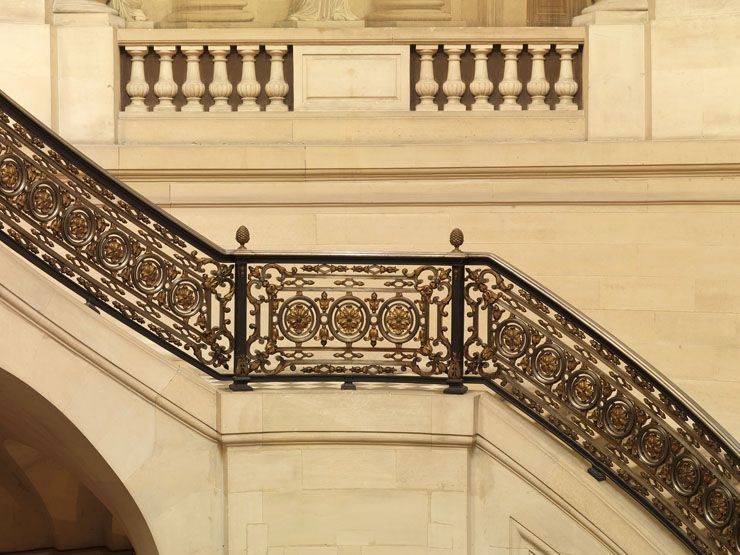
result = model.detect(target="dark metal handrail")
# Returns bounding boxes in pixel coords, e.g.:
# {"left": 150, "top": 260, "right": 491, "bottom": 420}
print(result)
{"left": 0, "top": 89, "right": 737, "bottom": 555}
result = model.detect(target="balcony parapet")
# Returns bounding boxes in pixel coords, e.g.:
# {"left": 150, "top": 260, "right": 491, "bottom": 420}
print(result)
{"left": 118, "top": 26, "right": 584, "bottom": 115}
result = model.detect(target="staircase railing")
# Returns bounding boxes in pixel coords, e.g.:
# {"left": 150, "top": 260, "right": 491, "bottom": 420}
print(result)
{"left": 0, "top": 89, "right": 737, "bottom": 555}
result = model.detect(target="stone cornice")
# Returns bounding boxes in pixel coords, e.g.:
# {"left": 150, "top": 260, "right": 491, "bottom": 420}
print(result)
{"left": 112, "top": 163, "right": 740, "bottom": 182}
{"left": 117, "top": 26, "right": 585, "bottom": 46}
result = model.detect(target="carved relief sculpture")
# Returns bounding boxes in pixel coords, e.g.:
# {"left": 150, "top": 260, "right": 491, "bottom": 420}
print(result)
{"left": 287, "top": 0, "right": 358, "bottom": 21}
{"left": 110, "top": 0, "right": 148, "bottom": 21}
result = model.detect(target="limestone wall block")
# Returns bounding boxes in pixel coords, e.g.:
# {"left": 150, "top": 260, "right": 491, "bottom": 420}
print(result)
{"left": 396, "top": 448, "right": 467, "bottom": 491}
{"left": 228, "top": 448, "right": 302, "bottom": 492}
{"left": 301, "top": 448, "right": 397, "bottom": 489}
{"left": 262, "top": 490, "right": 429, "bottom": 546}
{"left": 260, "top": 391, "right": 433, "bottom": 433}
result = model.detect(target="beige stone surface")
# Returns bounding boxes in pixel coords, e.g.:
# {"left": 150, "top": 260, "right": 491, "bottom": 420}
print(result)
{"left": 0, "top": 23, "right": 52, "bottom": 125}
{"left": 651, "top": 10, "right": 740, "bottom": 139}
{"left": 55, "top": 22, "right": 119, "bottom": 143}
{"left": 652, "top": 0, "right": 740, "bottom": 19}
{"left": 0, "top": 0, "right": 46, "bottom": 23}
{"left": 301, "top": 448, "right": 396, "bottom": 489}
{"left": 585, "top": 23, "right": 646, "bottom": 139}
{"left": 293, "top": 45, "right": 410, "bottom": 111}
{"left": 117, "top": 112, "right": 586, "bottom": 145}
{"left": 260, "top": 390, "right": 433, "bottom": 432}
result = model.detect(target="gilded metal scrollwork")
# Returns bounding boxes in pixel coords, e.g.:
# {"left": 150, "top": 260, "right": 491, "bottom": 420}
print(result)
{"left": 464, "top": 266, "right": 739, "bottom": 555}
{"left": 0, "top": 108, "right": 235, "bottom": 370}
{"left": 0, "top": 90, "right": 737, "bottom": 555}
{"left": 244, "top": 263, "right": 451, "bottom": 376}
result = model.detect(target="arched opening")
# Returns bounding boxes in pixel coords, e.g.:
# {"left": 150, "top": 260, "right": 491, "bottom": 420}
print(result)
{"left": 0, "top": 368, "right": 158, "bottom": 554}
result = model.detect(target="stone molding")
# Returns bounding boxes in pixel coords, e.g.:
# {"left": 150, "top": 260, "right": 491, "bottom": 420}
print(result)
{"left": 117, "top": 25, "right": 585, "bottom": 45}
{"left": 474, "top": 436, "right": 622, "bottom": 554}
{"left": 110, "top": 162, "right": 740, "bottom": 182}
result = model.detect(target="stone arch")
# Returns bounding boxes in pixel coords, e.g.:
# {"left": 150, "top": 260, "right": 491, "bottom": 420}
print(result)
{"left": 0, "top": 367, "right": 158, "bottom": 554}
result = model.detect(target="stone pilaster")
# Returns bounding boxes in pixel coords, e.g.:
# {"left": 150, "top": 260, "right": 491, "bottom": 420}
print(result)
{"left": 575, "top": 0, "right": 648, "bottom": 140}
{"left": 53, "top": 2, "right": 122, "bottom": 143}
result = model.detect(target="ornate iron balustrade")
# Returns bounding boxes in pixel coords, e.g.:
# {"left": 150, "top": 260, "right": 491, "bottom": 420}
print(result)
{"left": 0, "top": 89, "right": 737, "bottom": 554}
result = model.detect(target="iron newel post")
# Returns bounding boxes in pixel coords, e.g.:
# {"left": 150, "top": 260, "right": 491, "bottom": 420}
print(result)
{"left": 231, "top": 225, "right": 252, "bottom": 391}
{"left": 444, "top": 228, "right": 468, "bottom": 395}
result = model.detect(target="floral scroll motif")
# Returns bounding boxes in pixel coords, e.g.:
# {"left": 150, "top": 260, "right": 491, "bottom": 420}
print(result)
{"left": 0, "top": 108, "right": 234, "bottom": 369}
{"left": 464, "top": 266, "right": 739, "bottom": 554}
{"left": 244, "top": 263, "right": 451, "bottom": 376}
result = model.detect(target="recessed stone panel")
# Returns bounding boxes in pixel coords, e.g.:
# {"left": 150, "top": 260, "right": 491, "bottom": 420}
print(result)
{"left": 293, "top": 45, "right": 410, "bottom": 111}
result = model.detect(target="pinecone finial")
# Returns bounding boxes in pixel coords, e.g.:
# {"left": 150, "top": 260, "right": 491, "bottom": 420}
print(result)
{"left": 235, "top": 225, "right": 250, "bottom": 250}
{"left": 449, "top": 228, "right": 464, "bottom": 252}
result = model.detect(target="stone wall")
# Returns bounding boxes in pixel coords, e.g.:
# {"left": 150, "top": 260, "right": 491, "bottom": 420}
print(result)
{"left": 651, "top": 0, "right": 740, "bottom": 138}
{"left": 79, "top": 136, "right": 739, "bottom": 439}
{"left": 0, "top": 245, "right": 696, "bottom": 553}
{"left": 0, "top": 5, "right": 737, "bottom": 553}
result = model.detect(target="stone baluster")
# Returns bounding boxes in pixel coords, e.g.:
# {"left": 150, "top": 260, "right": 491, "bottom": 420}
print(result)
{"left": 181, "top": 45, "right": 205, "bottom": 112}
{"left": 124, "top": 46, "right": 149, "bottom": 112}
{"left": 442, "top": 45, "right": 466, "bottom": 112}
{"left": 153, "top": 46, "right": 177, "bottom": 112}
{"left": 208, "top": 46, "right": 233, "bottom": 112}
{"left": 415, "top": 46, "right": 439, "bottom": 111}
{"left": 469, "top": 45, "right": 493, "bottom": 111}
{"left": 236, "top": 46, "right": 261, "bottom": 112}
{"left": 498, "top": 44, "right": 523, "bottom": 111}
{"left": 527, "top": 44, "right": 551, "bottom": 111}
{"left": 265, "top": 45, "right": 289, "bottom": 112}
{"left": 555, "top": 44, "right": 579, "bottom": 111}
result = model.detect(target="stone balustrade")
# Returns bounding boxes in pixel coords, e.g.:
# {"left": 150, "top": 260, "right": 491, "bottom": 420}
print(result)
{"left": 118, "top": 28, "right": 583, "bottom": 113}
{"left": 122, "top": 43, "right": 291, "bottom": 113}
{"left": 414, "top": 42, "right": 581, "bottom": 112}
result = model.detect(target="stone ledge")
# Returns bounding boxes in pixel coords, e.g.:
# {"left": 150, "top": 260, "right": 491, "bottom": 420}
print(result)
{"left": 78, "top": 138, "right": 740, "bottom": 178}
{"left": 117, "top": 111, "right": 585, "bottom": 146}
{"left": 117, "top": 25, "right": 585, "bottom": 46}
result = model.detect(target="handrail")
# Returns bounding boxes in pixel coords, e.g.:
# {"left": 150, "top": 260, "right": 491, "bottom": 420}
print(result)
{"left": 117, "top": 26, "right": 585, "bottom": 46}
{"left": 0, "top": 89, "right": 737, "bottom": 554}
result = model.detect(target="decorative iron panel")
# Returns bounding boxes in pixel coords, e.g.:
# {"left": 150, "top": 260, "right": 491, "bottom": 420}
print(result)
{"left": 464, "top": 265, "right": 739, "bottom": 555}
{"left": 243, "top": 262, "right": 452, "bottom": 376}
{"left": 0, "top": 107, "right": 235, "bottom": 372}
{"left": 0, "top": 89, "right": 737, "bottom": 555}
